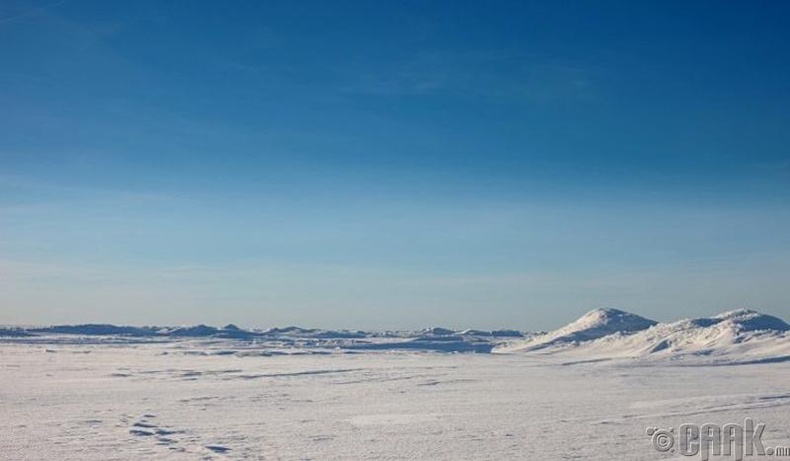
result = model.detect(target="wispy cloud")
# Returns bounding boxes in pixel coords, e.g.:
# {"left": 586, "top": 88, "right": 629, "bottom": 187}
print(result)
{"left": 335, "top": 50, "right": 602, "bottom": 104}
{"left": 0, "top": 0, "right": 66, "bottom": 25}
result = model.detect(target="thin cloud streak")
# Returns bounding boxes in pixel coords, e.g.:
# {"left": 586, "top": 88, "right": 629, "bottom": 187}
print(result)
{"left": 0, "top": 0, "right": 66, "bottom": 25}
{"left": 336, "top": 50, "right": 603, "bottom": 103}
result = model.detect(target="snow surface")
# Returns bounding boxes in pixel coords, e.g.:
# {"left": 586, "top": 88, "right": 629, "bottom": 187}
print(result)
{"left": 496, "top": 308, "right": 790, "bottom": 365}
{"left": 2, "top": 309, "right": 789, "bottom": 460}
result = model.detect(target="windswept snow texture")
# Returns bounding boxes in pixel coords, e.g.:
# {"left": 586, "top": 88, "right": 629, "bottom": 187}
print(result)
{"left": 3, "top": 336, "right": 790, "bottom": 460}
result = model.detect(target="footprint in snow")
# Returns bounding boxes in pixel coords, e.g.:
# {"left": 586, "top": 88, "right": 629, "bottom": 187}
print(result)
{"left": 206, "top": 445, "right": 230, "bottom": 453}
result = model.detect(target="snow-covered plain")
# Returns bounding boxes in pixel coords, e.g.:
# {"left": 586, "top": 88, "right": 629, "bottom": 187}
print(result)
{"left": 2, "top": 309, "right": 789, "bottom": 460}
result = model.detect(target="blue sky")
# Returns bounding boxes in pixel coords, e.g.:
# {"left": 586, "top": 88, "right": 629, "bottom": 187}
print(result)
{"left": 2, "top": 0, "right": 789, "bottom": 329}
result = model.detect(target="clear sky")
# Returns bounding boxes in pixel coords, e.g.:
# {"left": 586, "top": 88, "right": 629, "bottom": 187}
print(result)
{"left": 2, "top": 0, "right": 789, "bottom": 330}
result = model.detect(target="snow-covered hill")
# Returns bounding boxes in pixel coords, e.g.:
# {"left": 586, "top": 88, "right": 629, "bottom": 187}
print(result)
{"left": 495, "top": 308, "right": 790, "bottom": 365}
{"left": 496, "top": 308, "right": 657, "bottom": 352}
{"left": 0, "top": 323, "right": 525, "bottom": 353}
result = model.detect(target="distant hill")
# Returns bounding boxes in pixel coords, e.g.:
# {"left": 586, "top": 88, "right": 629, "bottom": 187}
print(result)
{"left": 496, "top": 308, "right": 790, "bottom": 365}
{"left": 500, "top": 308, "right": 657, "bottom": 352}
{"left": 4, "top": 308, "right": 789, "bottom": 363}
